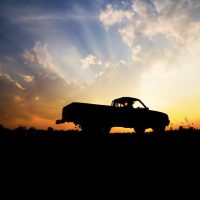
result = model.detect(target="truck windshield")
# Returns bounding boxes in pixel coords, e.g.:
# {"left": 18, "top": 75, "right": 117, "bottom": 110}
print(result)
{"left": 132, "top": 100, "right": 146, "bottom": 109}
{"left": 112, "top": 99, "right": 147, "bottom": 109}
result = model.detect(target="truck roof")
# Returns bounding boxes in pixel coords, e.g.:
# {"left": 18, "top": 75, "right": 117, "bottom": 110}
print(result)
{"left": 112, "top": 97, "right": 140, "bottom": 103}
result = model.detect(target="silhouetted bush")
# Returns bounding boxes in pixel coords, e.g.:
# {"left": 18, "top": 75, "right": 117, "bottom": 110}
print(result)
{"left": 47, "top": 127, "right": 53, "bottom": 132}
{"left": 0, "top": 124, "right": 200, "bottom": 144}
{"left": 27, "top": 127, "right": 37, "bottom": 136}
{"left": 14, "top": 125, "right": 27, "bottom": 137}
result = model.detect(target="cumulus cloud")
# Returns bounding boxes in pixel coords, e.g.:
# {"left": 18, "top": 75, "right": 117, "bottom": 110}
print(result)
{"left": 132, "top": 45, "right": 142, "bottom": 61}
{"left": 104, "top": 59, "right": 126, "bottom": 69}
{"left": 100, "top": 0, "right": 200, "bottom": 61}
{"left": 22, "top": 41, "right": 54, "bottom": 69}
{"left": 80, "top": 54, "right": 126, "bottom": 71}
{"left": 80, "top": 54, "right": 102, "bottom": 69}
{"left": 104, "top": 61, "right": 115, "bottom": 69}
{"left": 20, "top": 74, "right": 34, "bottom": 82}
{"left": 23, "top": 50, "right": 35, "bottom": 62}
{"left": 119, "top": 25, "right": 136, "bottom": 47}
{"left": 97, "top": 0, "right": 200, "bottom": 114}
{"left": 79, "top": 54, "right": 127, "bottom": 82}
{"left": 99, "top": 4, "right": 133, "bottom": 28}
{"left": 95, "top": 71, "right": 104, "bottom": 79}
{"left": 21, "top": 42, "right": 79, "bottom": 100}
{"left": 100, "top": 0, "right": 158, "bottom": 49}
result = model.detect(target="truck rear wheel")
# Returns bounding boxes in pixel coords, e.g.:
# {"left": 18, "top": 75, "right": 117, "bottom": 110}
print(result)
{"left": 80, "top": 123, "right": 109, "bottom": 137}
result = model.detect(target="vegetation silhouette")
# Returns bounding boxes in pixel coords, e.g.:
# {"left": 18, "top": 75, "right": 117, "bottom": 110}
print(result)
{"left": 0, "top": 124, "right": 200, "bottom": 145}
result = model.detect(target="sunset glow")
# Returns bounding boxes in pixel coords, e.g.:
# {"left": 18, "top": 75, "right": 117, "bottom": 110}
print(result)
{"left": 0, "top": 0, "right": 200, "bottom": 131}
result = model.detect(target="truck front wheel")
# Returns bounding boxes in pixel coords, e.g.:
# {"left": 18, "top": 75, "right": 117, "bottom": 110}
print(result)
{"left": 134, "top": 127, "right": 145, "bottom": 134}
{"left": 153, "top": 126, "right": 166, "bottom": 134}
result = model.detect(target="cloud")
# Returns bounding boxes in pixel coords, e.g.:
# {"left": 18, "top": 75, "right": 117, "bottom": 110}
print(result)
{"left": 132, "top": 45, "right": 142, "bottom": 61}
{"left": 78, "top": 58, "right": 137, "bottom": 104}
{"left": 80, "top": 54, "right": 102, "bottom": 69}
{"left": 100, "top": 0, "right": 157, "bottom": 48}
{"left": 21, "top": 42, "right": 79, "bottom": 102}
{"left": 80, "top": 54, "right": 126, "bottom": 71}
{"left": 82, "top": 67, "right": 141, "bottom": 104}
{"left": 22, "top": 41, "right": 54, "bottom": 69}
{"left": 104, "top": 61, "right": 115, "bottom": 69}
{"left": 100, "top": 0, "right": 200, "bottom": 61}
{"left": 3, "top": 56, "right": 16, "bottom": 62}
{"left": 99, "top": 4, "right": 133, "bottom": 28}
{"left": 14, "top": 95, "right": 24, "bottom": 103}
{"left": 22, "top": 41, "right": 76, "bottom": 88}
{"left": 0, "top": 41, "right": 81, "bottom": 128}
{"left": 79, "top": 54, "right": 127, "bottom": 83}
{"left": 0, "top": 72, "right": 25, "bottom": 90}
{"left": 104, "top": 59, "right": 126, "bottom": 69}
{"left": 20, "top": 74, "right": 34, "bottom": 82}
{"left": 119, "top": 25, "right": 136, "bottom": 47}
{"left": 102, "top": 1, "right": 200, "bottom": 46}
{"left": 23, "top": 50, "right": 35, "bottom": 62}
{"left": 97, "top": 0, "right": 200, "bottom": 113}
{"left": 34, "top": 96, "right": 40, "bottom": 101}
{"left": 94, "top": 71, "right": 104, "bottom": 79}
{"left": 0, "top": 69, "right": 77, "bottom": 128}
{"left": 0, "top": 72, "right": 27, "bottom": 127}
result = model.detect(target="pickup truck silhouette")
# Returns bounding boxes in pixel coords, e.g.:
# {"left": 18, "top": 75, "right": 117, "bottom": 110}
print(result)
{"left": 56, "top": 97, "right": 170, "bottom": 134}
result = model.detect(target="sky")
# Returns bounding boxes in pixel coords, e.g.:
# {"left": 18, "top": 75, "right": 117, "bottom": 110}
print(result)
{"left": 0, "top": 0, "right": 200, "bottom": 131}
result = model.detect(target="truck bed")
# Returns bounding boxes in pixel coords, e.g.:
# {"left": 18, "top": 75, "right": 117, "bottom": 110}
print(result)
{"left": 61, "top": 102, "right": 114, "bottom": 123}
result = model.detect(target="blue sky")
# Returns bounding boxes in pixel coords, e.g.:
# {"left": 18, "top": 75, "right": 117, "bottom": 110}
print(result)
{"left": 0, "top": 0, "right": 130, "bottom": 80}
{"left": 1, "top": 0, "right": 200, "bottom": 130}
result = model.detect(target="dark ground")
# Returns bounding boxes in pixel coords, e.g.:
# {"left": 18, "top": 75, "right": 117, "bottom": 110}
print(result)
{"left": 1, "top": 124, "right": 200, "bottom": 145}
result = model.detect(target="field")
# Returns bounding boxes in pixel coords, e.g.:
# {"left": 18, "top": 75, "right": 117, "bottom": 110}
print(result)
{"left": 1, "top": 124, "right": 200, "bottom": 145}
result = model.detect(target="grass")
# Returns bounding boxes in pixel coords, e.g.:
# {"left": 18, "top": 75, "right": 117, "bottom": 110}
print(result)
{"left": 0, "top": 124, "right": 200, "bottom": 144}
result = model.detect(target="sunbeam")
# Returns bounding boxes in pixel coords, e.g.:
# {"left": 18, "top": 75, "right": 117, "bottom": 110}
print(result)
{"left": 0, "top": 0, "right": 200, "bottom": 130}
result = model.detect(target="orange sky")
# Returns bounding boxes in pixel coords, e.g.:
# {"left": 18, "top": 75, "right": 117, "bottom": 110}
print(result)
{"left": 0, "top": 0, "right": 200, "bottom": 131}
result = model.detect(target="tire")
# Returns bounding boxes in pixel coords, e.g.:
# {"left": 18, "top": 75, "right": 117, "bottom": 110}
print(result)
{"left": 80, "top": 123, "right": 89, "bottom": 134}
{"left": 153, "top": 126, "right": 166, "bottom": 134}
{"left": 80, "top": 123, "right": 107, "bottom": 137}
{"left": 102, "top": 126, "right": 111, "bottom": 137}
{"left": 134, "top": 127, "right": 145, "bottom": 134}
{"left": 94, "top": 126, "right": 110, "bottom": 137}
